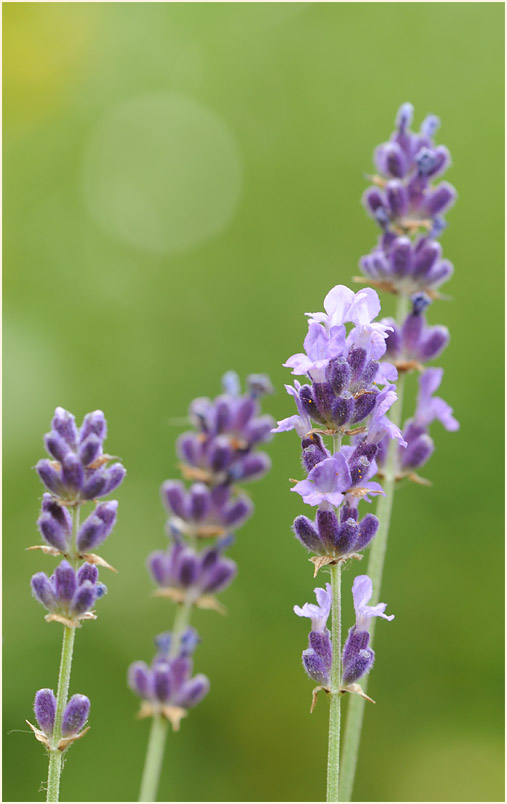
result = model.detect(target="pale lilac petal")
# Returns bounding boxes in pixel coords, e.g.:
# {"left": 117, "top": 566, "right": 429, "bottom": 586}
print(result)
{"left": 376, "top": 361, "right": 398, "bottom": 383}
{"left": 272, "top": 415, "right": 301, "bottom": 434}
{"left": 294, "top": 583, "right": 331, "bottom": 631}
{"left": 284, "top": 352, "right": 314, "bottom": 376}
{"left": 429, "top": 397, "right": 460, "bottom": 431}
{"left": 352, "top": 575, "right": 373, "bottom": 612}
{"left": 348, "top": 288, "right": 381, "bottom": 326}
{"left": 352, "top": 574, "right": 394, "bottom": 632}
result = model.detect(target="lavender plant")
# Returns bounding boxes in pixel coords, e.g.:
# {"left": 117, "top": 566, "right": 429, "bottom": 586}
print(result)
{"left": 338, "top": 103, "right": 458, "bottom": 799}
{"left": 275, "top": 103, "right": 458, "bottom": 802}
{"left": 274, "top": 284, "right": 401, "bottom": 800}
{"left": 27, "top": 408, "right": 125, "bottom": 802}
{"left": 128, "top": 372, "right": 273, "bottom": 802}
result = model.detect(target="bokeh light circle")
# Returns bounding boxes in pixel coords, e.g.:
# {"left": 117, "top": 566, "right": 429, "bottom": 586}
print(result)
{"left": 82, "top": 93, "right": 243, "bottom": 255}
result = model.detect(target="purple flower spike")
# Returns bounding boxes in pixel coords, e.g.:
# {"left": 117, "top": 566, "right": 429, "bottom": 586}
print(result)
{"left": 34, "top": 688, "right": 57, "bottom": 735}
{"left": 31, "top": 560, "right": 105, "bottom": 621}
{"left": 61, "top": 694, "right": 90, "bottom": 737}
{"left": 360, "top": 104, "right": 456, "bottom": 295}
{"left": 36, "top": 408, "right": 125, "bottom": 502}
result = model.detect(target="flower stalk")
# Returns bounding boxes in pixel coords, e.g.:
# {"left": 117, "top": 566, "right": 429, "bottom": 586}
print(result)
{"left": 28, "top": 408, "right": 125, "bottom": 801}
{"left": 339, "top": 102, "right": 458, "bottom": 801}
{"left": 326, "top": 562, "right": 342, "bottom": 802}
{"left": 129, "top": 373, "right": 274, "bottom": 801}
{"left": 46, "top": 625, "right": 76, "bottom": 802}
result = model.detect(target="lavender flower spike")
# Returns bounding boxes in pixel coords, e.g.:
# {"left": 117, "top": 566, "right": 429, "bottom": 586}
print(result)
{"left": 36, "top": 407, "right": 126, "bottom": 503}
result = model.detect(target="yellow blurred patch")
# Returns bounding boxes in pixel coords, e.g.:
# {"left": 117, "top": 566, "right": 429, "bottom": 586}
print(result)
{"left": 3, "top": 4, "right": 96, "bottom": 128}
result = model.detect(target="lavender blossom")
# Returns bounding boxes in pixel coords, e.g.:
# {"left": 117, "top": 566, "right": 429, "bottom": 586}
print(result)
{"left": 176, "top": 372, "right": 274, "bottom": 486}
{"left": 274, "top": 286, "right": 401, "bottom": 446}
{"left": 31, "top": 560, "right": 106, "bottom": 625}
{"left": 293, "top": 503, "right": 379, "bottom": 558}
{"left": 383, "top": 293, "right": 450, "bottom": 366}
{"left": 359, "top": 104, "right": 456, "bottom": 297}
{"left": 360, "top": 234, "right": 454, "bottom": 295}
{"left": 363, "top": 103, "right": 456, "bottom": 234}
{"left": 36, "top": 407, "right": 126, "bottom": 503}
{"left": 342, "top": 575, "right": 394, "bottom": 685}
{"left": 148, "top": 540, "right": 237, "bottom": 603}
{"left": 294, "top": 585, "right": 333, "bottom": 687}
{"left": 128, "top": 630, "right": 210, "bottom": 724}
{"left": 161, "top": 480, "right": 253, "bottom": 538}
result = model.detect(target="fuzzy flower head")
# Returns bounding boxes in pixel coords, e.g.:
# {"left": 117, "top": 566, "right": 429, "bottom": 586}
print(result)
{"left": 176, "top": 372, "right": 274, "bottom": 487}
{"left": 363, "top": 103, "right": 456, "bottom": 236}
{"left": 352, "top": 575, "right": 394, "bottom": 633}
{"left": 383, "top": 293, "right": 450, "bottom": 367}
{"left": 31, "top": 561, "right": 107, "bottom": 627}
{"left": 275, "top": 286, "right": 404, "bottom": 444}
{"left": 36, "top": 407, "right": 126, "bottom": 503}
{"left": 128, "top": 630, "right": 210, "bottom": 729}
{"left": 293, "top": 583, "right": 332, "bottom": 632}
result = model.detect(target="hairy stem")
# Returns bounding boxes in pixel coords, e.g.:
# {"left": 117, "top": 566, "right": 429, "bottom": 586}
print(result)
{"left": 339, "top": 293, "right": 409, "bottom": 802}
{"left": 46, "top": 504, "right": 82, "bottom": 802}
{"left": 138, "top": 598, "right": 193, "bottom": 802}
{"left": 46, "top": 625, "right": 76, "bottom": 802}
{"left": 326, "top": 562, "right": 342, "bottom": 802}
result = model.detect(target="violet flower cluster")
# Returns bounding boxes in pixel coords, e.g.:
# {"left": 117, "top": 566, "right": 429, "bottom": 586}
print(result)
{"left": 128, "top": 372, "right": 273, "bottom": 729}
{"left": 128, "top": 628, "right": 210, "bottom": 731}
{"left": 360, "top": 104, "right": 459, "bottom": 481}
{"left": 360, "top": 102, "right": 457, "bottom": 295}
{"left": 28, "top": 408, "right": 125, "bottom": 763}
{"left": 274, "top": 285, "right": 396, "bottom": 695}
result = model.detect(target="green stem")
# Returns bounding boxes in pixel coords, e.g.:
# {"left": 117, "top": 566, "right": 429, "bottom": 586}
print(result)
{"left": 138, "top": 715, "right": 170, "bottom": 803}
{"left": 46, "top": 503, "right": 82, "bottom": 802}
{"left": 138, "top": 598, "right": 194, "bottom": 802}
{"left": 326, "top": 562, "right": 342, "bottom": 802}
{"left": 339, "top": 293, "right": 409, "bottom": 802}
{"left": 46, "top": 625, "right": 76, "bottom": 802}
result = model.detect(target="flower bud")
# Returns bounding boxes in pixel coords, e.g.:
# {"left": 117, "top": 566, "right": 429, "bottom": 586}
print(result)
{"left": 61, "top": 694, "right": 90, "bottom": 737}
{"left": 177, "top": 675, "right": 210, "bottom": 709}
{"left": 52, "top": 408, "right": 78, "bottom": 449}
{"left": 34, "top": 689, "right": 57, "bottom": 735}
{"left": 162, "top": 481, "right": 187, "bottom": 519}
{"left": 293, "top": 515, "right": 321, "bottom": 553}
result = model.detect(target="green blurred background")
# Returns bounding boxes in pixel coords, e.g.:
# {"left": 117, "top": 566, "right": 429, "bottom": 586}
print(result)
{"left": 3, "top": 3, "right": 504, "bottom": 801}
